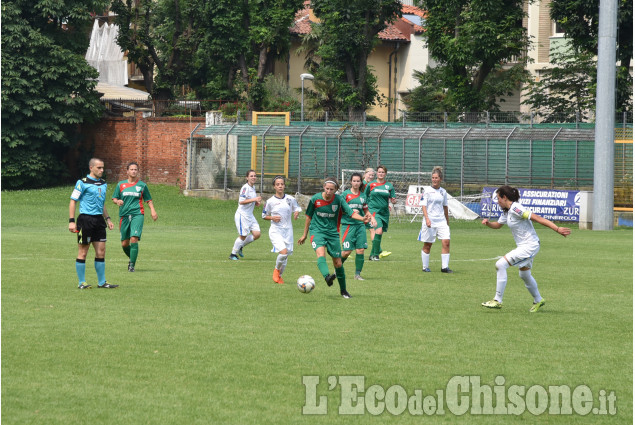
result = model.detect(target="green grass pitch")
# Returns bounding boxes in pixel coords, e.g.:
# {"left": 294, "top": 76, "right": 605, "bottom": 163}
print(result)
{"left": 2, "top": 185, "right": 632, "bottom": 424}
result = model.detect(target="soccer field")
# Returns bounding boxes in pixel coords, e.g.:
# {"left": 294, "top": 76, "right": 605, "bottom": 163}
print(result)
{"left": 2, "top": 185, "right": 632, "bottom": 424}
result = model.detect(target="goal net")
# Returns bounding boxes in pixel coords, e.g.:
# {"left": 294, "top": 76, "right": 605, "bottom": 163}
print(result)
{"left": 338, "top": 169, "right": 480, "bottom": 222}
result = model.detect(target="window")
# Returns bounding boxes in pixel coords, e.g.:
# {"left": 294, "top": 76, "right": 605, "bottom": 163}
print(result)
{"left": 552, "top": 21, "right": 565, "bottom": 37}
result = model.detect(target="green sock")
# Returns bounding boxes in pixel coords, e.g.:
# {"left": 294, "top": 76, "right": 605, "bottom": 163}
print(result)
{"left": 130, "top": 242, "right": 139, "bottom": 265}
{"left": 317, "top": 256, "right": 330, "bottom": 278}
{"left": 123, "top": 245, "right": 131, "bottom": 258}
{"left": 335, "top": 266, "right": 346, "bottom": 291}
{"left": 355, "top": 253, "right": 364, "bottom": 275}
{"left": 341, "top": 256, "right": 348, "bottom": 264}
{"left": 372, "top": 234, "right": 382, "bottom": 256}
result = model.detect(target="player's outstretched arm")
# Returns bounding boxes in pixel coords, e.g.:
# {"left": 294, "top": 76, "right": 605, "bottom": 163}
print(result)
{"left": 352, "top": 211, "right": 368, "bottom": 223}
{"left": 482, "top": 219, "right": 504, "bottom": 229}
{"left": 530, "top": 214, "right": 571, "bottom": 237}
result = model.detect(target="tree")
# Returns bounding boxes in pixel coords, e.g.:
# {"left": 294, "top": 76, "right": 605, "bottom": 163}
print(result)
{"left": 113, "top": 0, "right": 302, "bottom": 111}
{"left": 1, "top": 0, "right": 108, "bottom": 189}
{"left": 522, "top": 49, "right": 596, "bottom": 122}
{"left": 550, "top": 0, "right": 633, "bottom": 113}
{"left": 405, "top": 63, "right": 528, "bottom": 115}
{"left": 231, "top": 0, "right": 304, "bottom": 111}
{"left": 412, "top": 0, "right": 531, "bottom": 113}
{"left": 111, "top": 0, "right": 204, "bottom": 100}
{"left": 310, "top": 0, "right": 403, "bottom": 116}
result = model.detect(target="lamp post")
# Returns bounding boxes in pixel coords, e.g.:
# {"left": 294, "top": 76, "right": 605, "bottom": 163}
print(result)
{"left": 300, "top": 73, "right": 314, "bottom": 122}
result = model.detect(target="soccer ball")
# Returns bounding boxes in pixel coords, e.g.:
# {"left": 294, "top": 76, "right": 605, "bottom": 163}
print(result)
{"left": 297, "top": 275, "right": 315, "bottom": 293}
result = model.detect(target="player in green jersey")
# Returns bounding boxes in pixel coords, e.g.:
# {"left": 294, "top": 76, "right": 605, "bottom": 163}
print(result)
{"left": 364, "top": 165, "right": 396, "bottom": 261}
{"left": 298, "top": 177, "right": 370, "bottom": 298}
{"left": 112, "top": 162, "right": 158, "bottom": 272}
{"left": 341, "top": 173, "right": 376, "bottom": 281}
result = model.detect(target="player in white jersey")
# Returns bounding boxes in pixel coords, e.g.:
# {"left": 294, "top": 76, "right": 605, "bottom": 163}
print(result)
{"left": 262, "top": 176, "right": 302, "bottom": 284}
{"left": 418, "top": 167, "right": 452, "bottom": 273}
{"left": 481, "top": 185, "right": 571, "bottom": 312}
{"left": 229, "top": 170, "right": 262, "bottom": 260}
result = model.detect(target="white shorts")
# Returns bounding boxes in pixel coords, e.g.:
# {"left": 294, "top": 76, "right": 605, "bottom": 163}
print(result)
{"left": 417, "top": 222, "right": 450, "bottom": 243}
{"left": 505, "top": 244, "right": 540, "bottom": 269}
{"left": 269, "top": 227, "right": 294, "bottom": 253}
{"left": 235, "top": 212, "right": 260, "bottom": 236}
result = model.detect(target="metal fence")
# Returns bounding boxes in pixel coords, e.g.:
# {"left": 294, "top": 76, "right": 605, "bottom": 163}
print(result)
{"left": 98, "top": 98, "right": 633, "bottom": 128}
{"left": 190, "top": 121, "right": 633, "bottom": 207}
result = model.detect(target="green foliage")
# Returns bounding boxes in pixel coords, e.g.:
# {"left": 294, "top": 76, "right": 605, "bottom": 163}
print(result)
{"left": 112, "top": 0, "right": 303, "bottom": 108}
{"left": 220, "top": 101, "right": 248, "bottom": 119}
{"left": 111, "top": 0, "right": 205, "bottom": 99}
{"left": 403, "top": 67, "right": 455, "bottom": 112}
{"left": 309, "top": 0, "right": 402, "bottom": 115}
{"left": 550, "top": 0, "right": 633, "bottom": 113}
{"left": 522, "top": 48, "right": 596, "bottom": 123}
{"left": 1, "top": 186, "right": 633, "bottom": 423}
{"left": 262, "top": 74, "right": 300, "bottom": 112}
{"left": 1, "top": 0, "right": 107, "bottom": 189}
{"left": 405, "top": 63, "right": 529, "bottom": 115}
{"left": 415, "top": 0, "right": 531, "bottom": 112}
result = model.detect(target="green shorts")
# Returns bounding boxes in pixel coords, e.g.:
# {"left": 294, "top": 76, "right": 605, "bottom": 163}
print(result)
{"left": 310, "top": 232, "right": 342, "bottom": 258}
{"left": 341, "top": 224, "right": 367, "bottom": 251}
{"left": 372, "top": 211, "right": 390, "bottom": 232}
{"left": 119, "top": 214, "right": 145, "bottom": 241}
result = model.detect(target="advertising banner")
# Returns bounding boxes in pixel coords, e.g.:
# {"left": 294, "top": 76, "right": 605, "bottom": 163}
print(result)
{"left": 480, "top": 187, "right": 581, "bottom": 222}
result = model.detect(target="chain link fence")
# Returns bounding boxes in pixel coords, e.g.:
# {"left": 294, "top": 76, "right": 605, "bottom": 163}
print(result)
{"left": 190, "top": 120, "right": 632, "bottom": 209}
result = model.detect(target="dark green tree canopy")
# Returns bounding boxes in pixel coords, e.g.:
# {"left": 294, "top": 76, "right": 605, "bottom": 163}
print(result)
{"left": 111, "top": 0, "right": 205, "bottom": 100}
{"left": 310, "top": 0, "right": 402, "bottom": 115}
{"left": 410, "top": 0, "right": 530, "bottom": 113}
{"left": 112, "top": 0, "right": 303, "bottom": 110}
{"left": 2, "top": 0, "right": 108, "bottom": 189}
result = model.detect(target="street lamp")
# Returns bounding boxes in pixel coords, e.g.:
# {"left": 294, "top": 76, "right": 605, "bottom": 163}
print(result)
{"left": 300, "top": 73, "right": 314, "bottom": 122}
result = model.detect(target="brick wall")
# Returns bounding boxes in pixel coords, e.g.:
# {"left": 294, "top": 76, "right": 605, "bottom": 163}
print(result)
{"left": 79, "top": 111, "right": 205, "bottom": 188}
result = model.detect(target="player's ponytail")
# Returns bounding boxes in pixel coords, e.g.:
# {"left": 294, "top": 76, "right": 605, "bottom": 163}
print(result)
{"left": 497, "top": 185, "right": 520, "bottom": 202}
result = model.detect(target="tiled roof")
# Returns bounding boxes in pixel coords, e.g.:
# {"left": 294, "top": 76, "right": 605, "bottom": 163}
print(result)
{"left": 378, "top": 24, "right": 410, "bottom": 42}
{"left": 402, "top": 5, "right": 426, "bottom": 18}
{"left": 290, "top": 11, "right": 312, "bottom": 35}
{"left": 290, "top": 4, "right": 426, "bottom": 40}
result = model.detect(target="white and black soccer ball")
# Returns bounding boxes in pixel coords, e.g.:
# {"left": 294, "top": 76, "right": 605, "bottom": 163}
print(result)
{"left": 297, "top": 275, "right": 315, "bottom": 293}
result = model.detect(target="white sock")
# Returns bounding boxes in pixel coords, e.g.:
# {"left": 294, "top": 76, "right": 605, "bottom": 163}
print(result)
{"left": 275, "top": 254, "right": 288, "bottom": 272}
{"left": 232, "top": 237, "right": 243, "bottom": 255}
{"left": 495, "top": 257, "right": 510, "bottom": 302}
{"left": 441, "top": 253, "right": 450, "bottom": 269}
{"left": 421, "top": 251, "right": 430, "bottom": 269}
{"left": 519, "top": 269, "right": 542, "bottom": 303}
{"left": 242, "top": 234, "right": 255, "bottom": 247}
{"left": 280, "top": 256, "right": 289, "bottom": 275}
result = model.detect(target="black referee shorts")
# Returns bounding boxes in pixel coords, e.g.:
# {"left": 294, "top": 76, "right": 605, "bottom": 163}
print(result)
{"left": 76, "top": 214, "right": 107, "bottom": 245}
